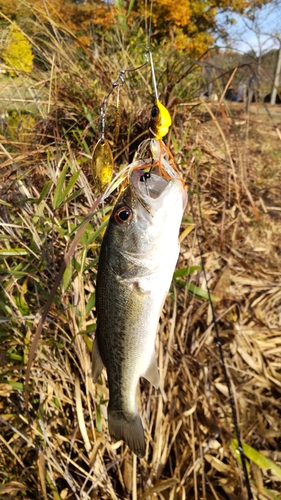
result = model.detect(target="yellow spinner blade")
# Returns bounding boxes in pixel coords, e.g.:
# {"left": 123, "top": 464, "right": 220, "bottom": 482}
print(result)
{"left": 92, "top": 139, "right": 114, "bottom": 191}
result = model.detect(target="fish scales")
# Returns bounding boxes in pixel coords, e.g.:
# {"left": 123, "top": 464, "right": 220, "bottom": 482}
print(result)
{"left": 92, "top": 169, "right": 187, "bottom": 457}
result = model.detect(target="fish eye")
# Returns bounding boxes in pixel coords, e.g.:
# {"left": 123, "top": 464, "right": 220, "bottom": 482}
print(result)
{"left": 151, "top": 105, "right": 159, "bottom": 119}
{"left": 114, "top": 205, "right": 133, "bottom": 224}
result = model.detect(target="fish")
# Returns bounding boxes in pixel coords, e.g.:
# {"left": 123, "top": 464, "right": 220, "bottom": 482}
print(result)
{"left": 92, "top": 164, "right": 187, "bottom": 457}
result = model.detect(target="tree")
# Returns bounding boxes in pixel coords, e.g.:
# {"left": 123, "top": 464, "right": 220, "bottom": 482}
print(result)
{"left": 0, "top": 0, "right": 272, "bottom": 57}
{"left": 125, "top": 0, "right": 270, "bottom": 54}
{"left": 222, "top": 1, "right": 281, "bottom": 102}
{"left": 270, "top": 37, "right": 281, "bottom": 104}
{"left": 35, "top": 0, "right": 114, "bottom": 33}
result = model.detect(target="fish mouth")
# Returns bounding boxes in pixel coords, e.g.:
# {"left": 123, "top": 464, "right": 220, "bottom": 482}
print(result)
{"left": 130, "top": 168, "right": 187, "bottom": 215}
{"left": 130, "top": 169, "right": 171, "bottom": 215}
{"left": 130, "top": 169, "right": 169, "bottom": 200}
{"left": 101, "top": 139, "right": 186, "bottom": 205}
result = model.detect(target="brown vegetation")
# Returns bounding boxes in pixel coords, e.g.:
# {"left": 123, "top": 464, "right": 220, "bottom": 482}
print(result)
{"left": 1, "top": 94, "right": 281, "bottom": 498}
{"left": 0, "top": 4, "right": 281, "bottom": 499}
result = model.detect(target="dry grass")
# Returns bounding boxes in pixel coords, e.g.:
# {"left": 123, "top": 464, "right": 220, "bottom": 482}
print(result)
{"left": 1, "top": 17, "right": 281, "bottom": 499}
{"left": 1, "top": 98, "right": 281, "bottom": 499}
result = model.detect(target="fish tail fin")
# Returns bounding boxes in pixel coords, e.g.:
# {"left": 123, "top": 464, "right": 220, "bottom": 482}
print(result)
{"left": 108, "top": 409, "right": 145, "bottom": 458}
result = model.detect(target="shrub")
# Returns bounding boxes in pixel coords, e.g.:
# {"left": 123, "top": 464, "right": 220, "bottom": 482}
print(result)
{"left": 2, "top": 22, "right": 34, "bottom": 76}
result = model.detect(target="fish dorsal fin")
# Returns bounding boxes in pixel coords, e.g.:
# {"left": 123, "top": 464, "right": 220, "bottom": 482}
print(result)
{"left": 142, "top": 353, "right": 159, "bottom": 388}
{"left": 92, "top": 337, "right": 104, "bottom": 383}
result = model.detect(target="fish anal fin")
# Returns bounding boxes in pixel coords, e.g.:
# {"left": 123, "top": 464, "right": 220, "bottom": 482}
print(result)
{"left": 92, "top": 338, "right": 104, "bottom": 383}
{"left": 142, "top": 353, "right": 159, "bottom": 388}
{"left": 108, "top": 409, "right": 145, "bottom": 458}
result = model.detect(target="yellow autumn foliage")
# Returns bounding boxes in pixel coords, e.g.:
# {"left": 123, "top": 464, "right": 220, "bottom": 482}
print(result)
{"left": 2, "top": 23, "right": 34, "bottom": 76}
{"left": 0, "top": 0, "right": 270, "bottom": 57}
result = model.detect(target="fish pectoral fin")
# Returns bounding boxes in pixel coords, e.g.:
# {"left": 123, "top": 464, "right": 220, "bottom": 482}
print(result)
{"left": 108, "top": 409, "right": 145, "bottom": 458}
{"left": 92, "top": 338, "right": 104, "bottom": 383}
{"left": 142, "top": 353, "right": 159, "bottom": 388}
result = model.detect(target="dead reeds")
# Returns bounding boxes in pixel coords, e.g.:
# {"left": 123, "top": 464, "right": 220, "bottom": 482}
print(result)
{"left": 1, "top": 10, "right": 281, "bottom": 499}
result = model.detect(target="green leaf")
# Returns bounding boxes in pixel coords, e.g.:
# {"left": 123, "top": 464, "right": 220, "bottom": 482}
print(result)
{"left": 0, "top": 199, "right": 13, "bottom": 208}
{"left": 230, "top": 440, "right": 281, "bottom": 480}
{"left": 182, "top": 214, "right": 194, "bottom": 223}
{"left": 53, "top": 162, "right": 68, "bottom": 209}
{"left": 86, "top": 217, "right": 109, "bottom": 245}
{"left": 9, "top": 353, "right": 23, "bottom": 361}
{"left": 63, "top": 259, "right": 73, "bottom": 292}
{"left": 260, "top": 486, "right": 281, "bottom": 500}
{"left": 83, "top": 333, "right": 93, "bottom": 352}
{"left": 0, "top": 248, "right": 29, "bottom": 257}
{"left": 46, "top": 472, "right": 61, "bottom": 500}
{"left": 53, "top": 397, "right": 61, "bottom": 409}
{"left": 72, "top": 256, "right": 81, "bottom": 273}
{"left": 0, "top": 302, "right": 13, "bottom": 315}
{"left": 7, "top": 381, "right": 24, "bottom": 391}
{"left": 38, "top": 180, "right": 52, "bottom": 204}
{"left": 175, "top": 278, "right": 215, "bottom": 301}
{"left": 85, "top": 292, "right": 96, "bottom": 315}
{"left": 187, "top": 282, "right": 214, "bottom": 301}
{"left": 68, "top": 206, "right": 112, "bottom": 238}
{"left": 83, "top": 107, "right": 97, "bottom": 133}
{"left": 173, "top": 265, "right": 202, "bottom": 278}
{"left": 83, "top": 257, "right": 99, "bottom": 273}
{"left": 95, "top": 403, "right": 103, "bottom": 434}
{"left": 53, "top": 164, "right": 81, "bottom": 209}
{"left": 72, "top": 127, "right": 91, "bottom": 154}
{"left": 60, "top": 169, "right": 81, "bottom": 200}
{"left": 63, "top": 188, "right": 84, "bottom": 206}
{"left": 80, "top": 218, "right": 109, "bottom": 247}
{"left": 127, "top": 0, "right": 135, "bottom": 17}
{"left": 86, "top": 323, "right": 97, "bottom": 334}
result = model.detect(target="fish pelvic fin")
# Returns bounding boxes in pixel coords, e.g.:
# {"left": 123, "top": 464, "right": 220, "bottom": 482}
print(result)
{"left": 108, "top": 409, "right": 145, "bottom": 458}
{"left": 92, "top": 338, "right": 104, "bottom": 383}
{"left": 142, "top": 352, "right": 159, "bottom": 388}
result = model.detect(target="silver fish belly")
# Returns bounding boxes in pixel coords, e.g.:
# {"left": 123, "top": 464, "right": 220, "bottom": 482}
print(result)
{"left": 92, "top": 169, "right": 187, "bottom": 457}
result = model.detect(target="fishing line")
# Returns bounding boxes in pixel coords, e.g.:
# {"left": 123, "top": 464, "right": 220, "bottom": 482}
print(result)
{"left": 99, "top": 55, "right": 149, "bottom": 141}
{"left": 145, "top": 0, "right": 154, "bottom": 51}
{"left": 145, "top": 0, "right": 159, "bottom": 104}
{"left": 189, "top": 188, "right": 253, "bottom": 500}
{"left": 92, "top": 12, "right": 252, "bottom": 494}
{"left": 148, "top": 0, "right": 153, "bottom": 46}
{"left": 145, "top": 0, "right": 148, "bottom": 48}
{"left": 149, "top": 51, "right": 159, "bottom": 101}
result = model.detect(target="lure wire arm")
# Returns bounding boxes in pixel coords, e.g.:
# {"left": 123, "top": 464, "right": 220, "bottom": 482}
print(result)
{"left": 99, "top": 49, "right": 160, "bottom": 141}
{"left": 100, "top": 53, "right": 149, "bottom": 141}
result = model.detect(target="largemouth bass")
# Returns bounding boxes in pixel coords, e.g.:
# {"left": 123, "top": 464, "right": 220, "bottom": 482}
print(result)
{"left": 92, "top": 164, "right": 187, "bottom": 457}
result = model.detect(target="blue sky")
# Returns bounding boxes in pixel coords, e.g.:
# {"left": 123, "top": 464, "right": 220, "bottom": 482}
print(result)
{"left": 217, "top": 3, "right": 281, "bottom": 54}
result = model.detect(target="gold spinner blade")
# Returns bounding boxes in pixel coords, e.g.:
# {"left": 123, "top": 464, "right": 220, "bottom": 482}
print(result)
{"left": 92, "top": 138, "right": 114, "bottom": 192}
